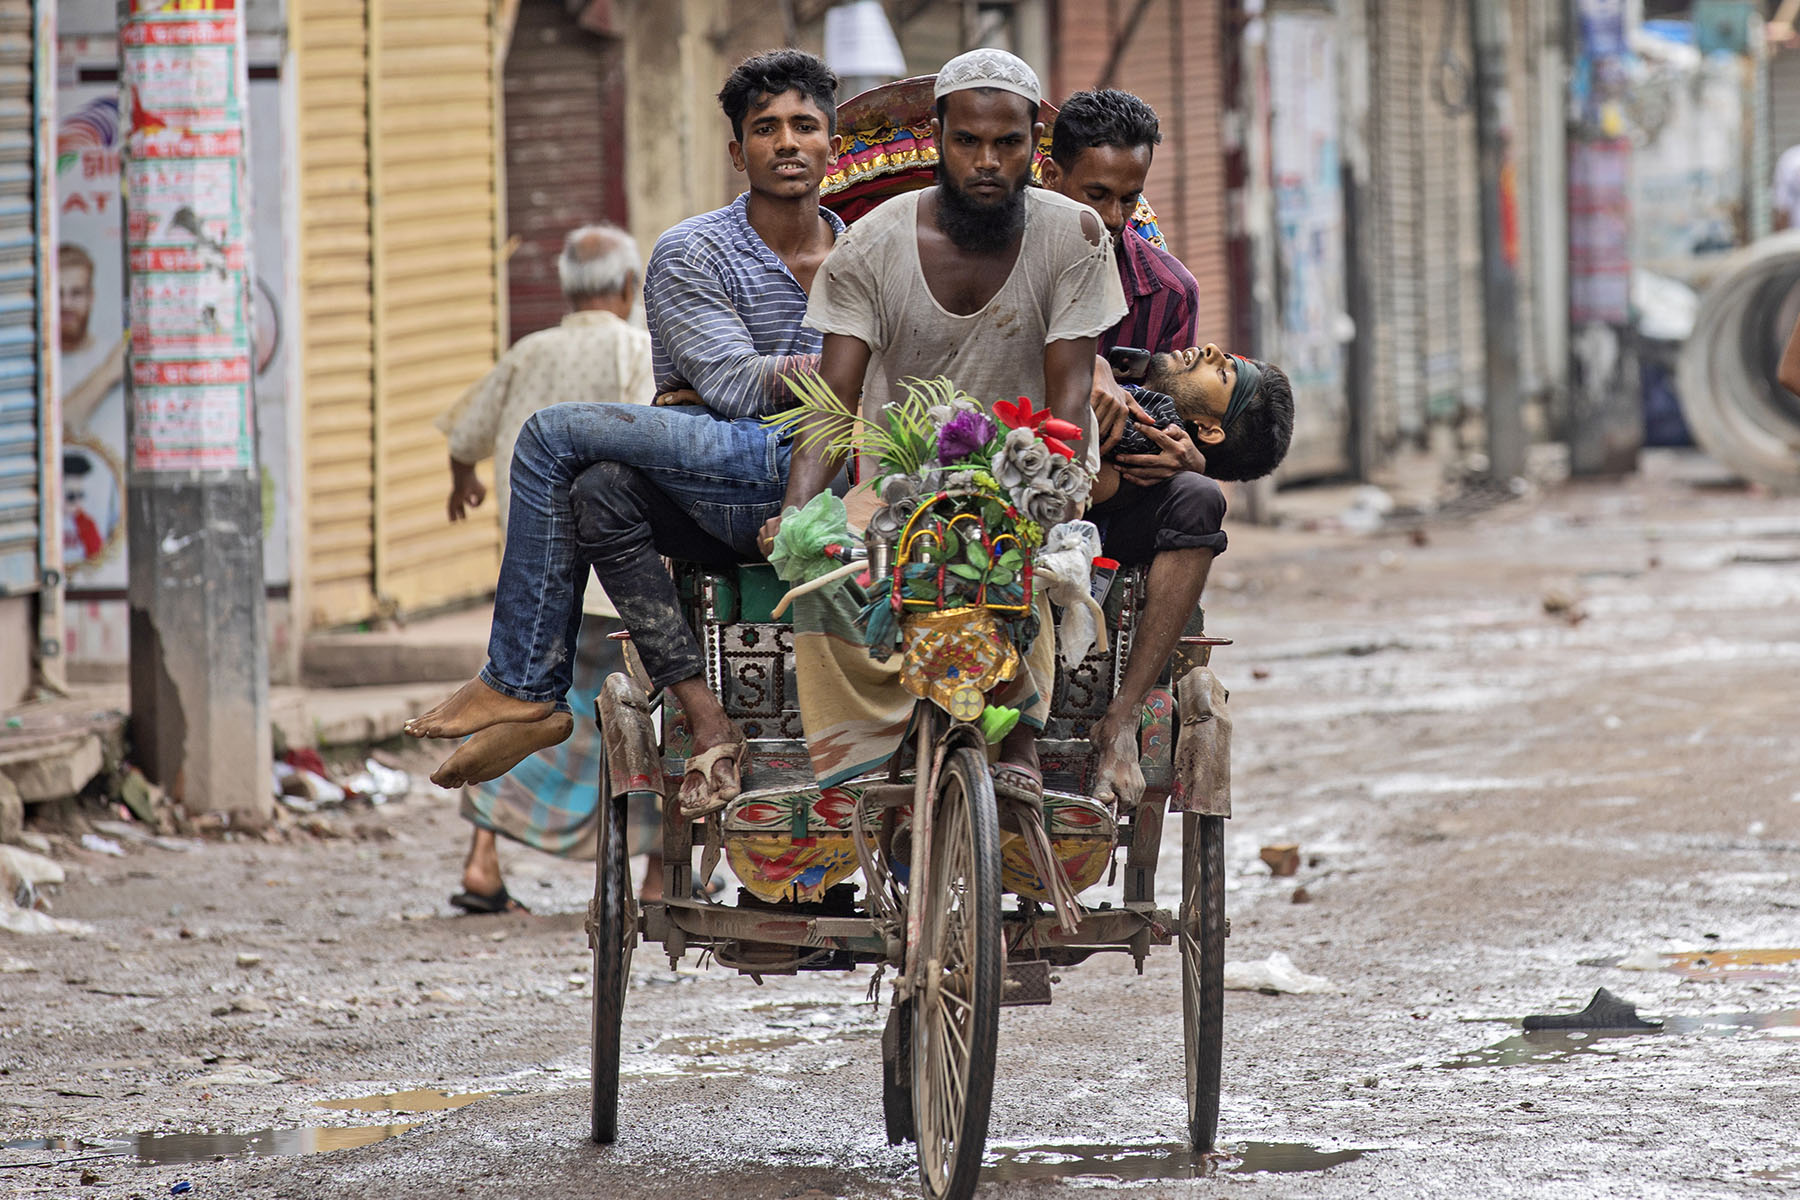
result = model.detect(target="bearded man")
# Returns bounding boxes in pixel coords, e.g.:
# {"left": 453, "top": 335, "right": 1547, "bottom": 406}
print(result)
{"left": 762, "top": 48, "right": 1124, "bottom": 805}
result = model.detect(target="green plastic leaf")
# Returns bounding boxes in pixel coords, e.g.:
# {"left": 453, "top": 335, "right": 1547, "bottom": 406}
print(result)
{"left": 966, "top": 540, "right": 991, "bottom": 568}
{"left": 979, "top": 705, "right": 1021, "bottom": 744}
{"left": 986, "top": 567, "right": 1015, "bottom": 587}
{"left": 947, "top": 563, "right": 982, "bottom": 581}
{"left": 999, "top": 548, "right": 1023, "bottom": 569}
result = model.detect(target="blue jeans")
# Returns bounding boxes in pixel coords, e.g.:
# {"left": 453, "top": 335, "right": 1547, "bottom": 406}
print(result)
{"left": 480, "top": 404, "right": 789, "bottom": 707}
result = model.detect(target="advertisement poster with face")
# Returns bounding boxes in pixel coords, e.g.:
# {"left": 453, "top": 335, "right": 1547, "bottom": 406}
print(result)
{"left": 55, "top": 80, "right": 127, "bottom": 588}
{"left": 57, "top": 36, "right": 290, "bottom": 664}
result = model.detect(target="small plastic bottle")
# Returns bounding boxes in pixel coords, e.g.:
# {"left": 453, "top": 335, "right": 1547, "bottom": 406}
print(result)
{"left": 1088, "top": 556, "right": 1119, "bottom": 606}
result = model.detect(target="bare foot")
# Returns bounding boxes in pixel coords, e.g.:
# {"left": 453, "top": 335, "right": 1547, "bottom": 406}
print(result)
{"left": 1090, "top": 709, "right": 1145, "bottom": 808}
{"left": 462, "top": 829, "right": 504, "bottom": 896}
{"left": 676, "top": 734, "right": 747, "bottom": 819}
{"left": 431, "top": 712, "right": 573, "bottom": 788}
{"left": 405, "top": 677, "right": 555, "bottom": 741}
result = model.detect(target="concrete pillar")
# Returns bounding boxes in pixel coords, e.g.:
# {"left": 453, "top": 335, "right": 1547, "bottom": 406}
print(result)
{"left": 118, "top": 0, "right": 271, "bottom": 827}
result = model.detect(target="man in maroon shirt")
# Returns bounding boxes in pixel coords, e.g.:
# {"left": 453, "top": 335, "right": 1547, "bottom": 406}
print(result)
{"left": 1042, "top": 88, "right": 1292, "bottom": 806}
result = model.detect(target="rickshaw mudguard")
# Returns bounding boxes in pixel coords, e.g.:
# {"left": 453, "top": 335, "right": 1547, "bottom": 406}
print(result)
{"left": 596, "top": 672, "right": 663, "bottom": 801}
{"left": 1170, "top": 665, "right": 1231, "bottom": 816}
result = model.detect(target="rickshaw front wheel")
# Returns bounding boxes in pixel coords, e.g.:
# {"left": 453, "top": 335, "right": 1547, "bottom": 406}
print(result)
{"left": 1181, "top": 812, "right": 1226, "bottom": 1151}
{"left": 911, "top": 746, "right": 1002, "bottom": 1200}
{"left": 589, "top": 744, "right": 635, "bottom": 1144}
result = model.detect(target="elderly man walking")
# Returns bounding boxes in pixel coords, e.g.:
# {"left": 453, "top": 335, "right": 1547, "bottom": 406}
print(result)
{"left": 434, "top": 223, "right": 654, "bottom": 913}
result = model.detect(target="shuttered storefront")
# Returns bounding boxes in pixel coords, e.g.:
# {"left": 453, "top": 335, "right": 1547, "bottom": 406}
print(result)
{"left": 1263, "top": 4, "right": 1351, "bottom": 479}
{"left": 368, "top": 0, "right": 502, "bottom": 612}
{"left": 1417, "top": 0, "right": 1482, "bottom": 423}
{"left": 502, "top": 0, "right": 625, "bottom": 342}
{"left": 1366, "top": 0, "right": 1425, "bottom": 444}
{"left": 1050, "top": 0, "right": 1229, "bottom": 340}
{"left": 1773, "top": 46, "right": 1800, "bottom": 202}
{"left": 294, "top": 0, "right": 503, "bottom": 627}
{"left": 295, "top": 0, "right": 379, "bottom": 627}
{"left": 0, "top": 0, "right": 42, "bottom": 595}
{"left": 1505, "top": 0, "right": 1544, "bottom": 399}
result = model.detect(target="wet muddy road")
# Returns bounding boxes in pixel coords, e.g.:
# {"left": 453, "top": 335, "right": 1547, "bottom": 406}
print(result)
{"left": 4, "top": 455, "right": 1798, "bottom": 1198}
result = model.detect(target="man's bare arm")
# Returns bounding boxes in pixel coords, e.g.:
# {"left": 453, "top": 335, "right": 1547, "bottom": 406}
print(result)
{"left": 1780, "top": 311, "right": 1800, "bottom": 399}
{"left": 1044, "top": 335, "right": 1099, "bottom": 467}
{"left": 757, "top": 332, "right": 873, "bottom": 553}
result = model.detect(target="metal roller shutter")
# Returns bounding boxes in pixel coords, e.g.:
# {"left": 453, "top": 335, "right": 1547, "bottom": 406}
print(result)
{"left": 1367, "top": 0, "right": 1425, "bottom": 442}
{"left": 1773, "top": 47, "right": 1800, "bottom": 196}
{"left": 503, "top": 0, "right": 624, "bottom": 343}
{"left": 1051, "top": 1, "right": 1229, "bottom": 341}
{"left": 1507, "top": 0, "right": 1542, "bottom": 396}
{"left": 1418, "top": 0, "right": 1481, "bottom": 421}
{"left": 295, "top": 0, "right": 379, "bottom": 626}
{"left": 0, "top": 0, "right": 38, "bottom": 594}
{"left": 1265, "top": 4, "right": 1350, "bottom": 478}
{"left": 369, "top": 0, "right": 501, "bottom": 611}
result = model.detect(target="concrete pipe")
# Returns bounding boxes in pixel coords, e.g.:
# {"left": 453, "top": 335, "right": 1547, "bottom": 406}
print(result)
{"left": 1677, "top": 232, "right": 1800, "bottom": 491}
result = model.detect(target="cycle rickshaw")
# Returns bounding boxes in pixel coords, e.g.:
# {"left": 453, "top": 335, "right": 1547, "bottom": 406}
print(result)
{"left": 585, "top": 439, "right": 1236, "bottom": 1200}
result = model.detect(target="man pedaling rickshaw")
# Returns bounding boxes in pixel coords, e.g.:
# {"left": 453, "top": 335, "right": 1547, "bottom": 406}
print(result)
{"left": 403, "top": 49, "right": 1294, "bottom": 834}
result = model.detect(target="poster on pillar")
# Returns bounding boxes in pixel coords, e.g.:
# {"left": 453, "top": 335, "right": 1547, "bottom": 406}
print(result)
{"left": 56, "top": 27, "right": 290, "bottom": 666}
{"left": 120, "top": 0, "right": 256, "bottom": 475}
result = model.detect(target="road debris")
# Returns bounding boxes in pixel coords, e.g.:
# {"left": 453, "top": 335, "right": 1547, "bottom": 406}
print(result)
{"left": 1522, "top": 987, "right": 1661, "bottom": 1031}
{"left": 79, "top": 833, "right": 125, "bottom": 857}
{"left": 1259, "top": 844, "right": 1301, "bottom": 876}
{"left": 1222, "top": 952, "right": 1335, "bottom": 995}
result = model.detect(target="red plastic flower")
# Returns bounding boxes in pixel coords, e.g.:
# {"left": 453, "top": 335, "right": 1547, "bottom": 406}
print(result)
{"left": 993, "top": 396, "right": 1081, "bottom": 458}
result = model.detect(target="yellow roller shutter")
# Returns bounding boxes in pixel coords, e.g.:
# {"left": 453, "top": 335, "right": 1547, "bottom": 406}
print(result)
{"left": 294, "top": 0, "right": 379, "bottom": 627}
{"left": 369, "top": 0, "right": 502, "bottom": 612}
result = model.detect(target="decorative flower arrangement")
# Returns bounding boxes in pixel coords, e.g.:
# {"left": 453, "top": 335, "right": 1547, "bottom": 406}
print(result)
{"left": 767, "top": 372, "right": 1095, "bottom": 658}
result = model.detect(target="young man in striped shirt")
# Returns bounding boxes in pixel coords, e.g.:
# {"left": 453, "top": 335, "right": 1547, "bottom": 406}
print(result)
{"left": 407, "top": 51, "right": 843, "bottom": 817}
{"left": 1042, "top": 88, "right": 1293, "bottom": 806}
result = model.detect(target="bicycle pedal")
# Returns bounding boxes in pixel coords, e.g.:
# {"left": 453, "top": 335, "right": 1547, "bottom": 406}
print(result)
{"left": 1000, "top": 959, "right": 1053, "bottom": 1007}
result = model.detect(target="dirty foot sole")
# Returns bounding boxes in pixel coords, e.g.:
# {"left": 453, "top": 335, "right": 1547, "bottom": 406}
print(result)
{"left": 405, "top": 677, "right": 556, "bottom": 740}
{"left": 431, "top": 713, "right": 574, "bottom": 788}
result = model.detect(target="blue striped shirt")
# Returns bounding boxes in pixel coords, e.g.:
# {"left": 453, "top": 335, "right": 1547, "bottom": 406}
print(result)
{"left": 643, "top": 192, "right": 846, "bottom": 420}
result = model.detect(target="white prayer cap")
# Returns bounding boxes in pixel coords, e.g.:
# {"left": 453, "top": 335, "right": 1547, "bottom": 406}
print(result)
{"left": 932, "top": 48, "right": 1041, "bottom": 107}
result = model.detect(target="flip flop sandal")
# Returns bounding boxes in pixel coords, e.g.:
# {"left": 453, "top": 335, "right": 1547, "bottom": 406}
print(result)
{"left": 991, "top": 762, "right": 1045, "bottom": 806}
{"left": 448, "top": 886, "right": 531, "bottom": 915}
{"left": 677, "top": 739, "right": 749, "bottom": 822}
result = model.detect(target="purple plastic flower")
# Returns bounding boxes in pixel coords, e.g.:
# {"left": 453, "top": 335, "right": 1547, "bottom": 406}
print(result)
{"left": 936, "top": 409, "right": 996, "bottom": 463}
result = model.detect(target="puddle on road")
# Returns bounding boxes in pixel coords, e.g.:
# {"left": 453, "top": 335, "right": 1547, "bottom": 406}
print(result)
{"left": 984, "top": 1141, "right": 1369, "bottom": 1182}
{"left": 1660, "top": 949, "right": 1800, "bottom": 982}
{"left": 1585, "top": 948, "right": 1800, "bottom": 982}
{"left": 3, "top": 1125, "right": 422, "bottom": 1165}
{"left": 1444, "top": 1010, "right": 1800, "bottom": 1069}
{"left": 3, "top": 1091, "right": 499, "bottom": 1167}
{"left": 655, "top": 1033, "right": 811, "bottom": 1058}
{"left": 315, "top": 1088, "right": 501, "bottom": 1114}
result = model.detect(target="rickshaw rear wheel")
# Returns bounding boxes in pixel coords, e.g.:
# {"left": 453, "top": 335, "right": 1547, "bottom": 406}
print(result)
{"left": 911, "top": 746, "right": 1002, "bottom": 1200}
{"left": 1181, "top": 812, "right": 1226, "bottom": 1151}
{"left": 589, "top": 745, "right": 634, "bottom": 1145}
